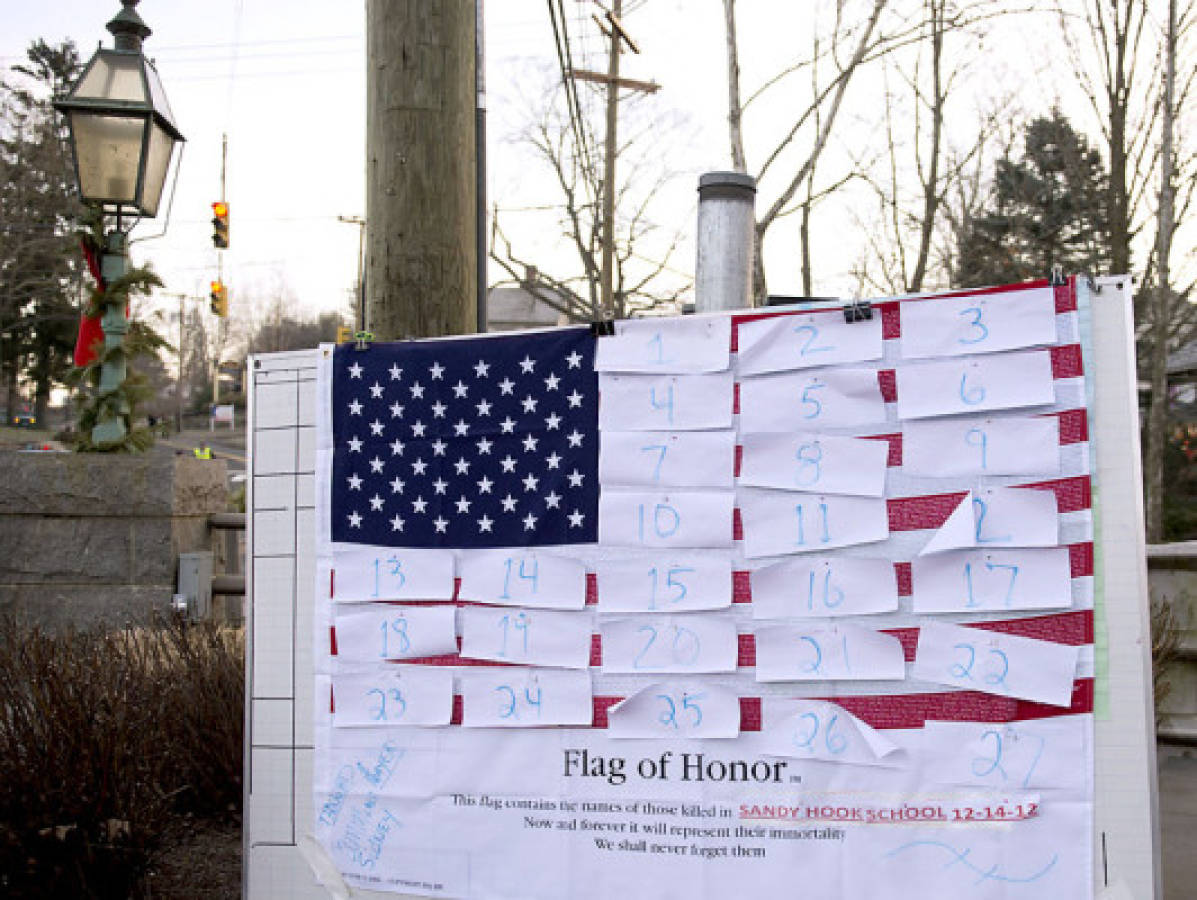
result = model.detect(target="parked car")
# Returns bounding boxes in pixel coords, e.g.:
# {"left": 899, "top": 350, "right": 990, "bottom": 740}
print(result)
{"left": 11, "top": 405, "right": 36, "bottom": 428}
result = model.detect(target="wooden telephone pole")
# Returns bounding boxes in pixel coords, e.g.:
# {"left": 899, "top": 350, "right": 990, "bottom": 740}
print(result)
{"left": 570, "top": 1, "right": 658, "bottom": 319}
{"left": 365, "top": 1, "right": 476, "bottom": 339}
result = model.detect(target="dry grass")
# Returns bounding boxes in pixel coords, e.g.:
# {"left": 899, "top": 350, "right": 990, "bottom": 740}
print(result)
{"left": 0, "top": 617, "right": 243, "bottom": 898}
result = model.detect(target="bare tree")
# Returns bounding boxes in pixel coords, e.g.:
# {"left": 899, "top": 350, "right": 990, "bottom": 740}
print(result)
{"left": 489, "top": 68, "right": 690, "bottom": 322}
{"left": 1145, "top": 0, "right": 1182, "bottom": 541}
{"left": 844, "top": 0, "right": 1016, "bottom": 295}
{"left": 724, "top": 0, "right": 909, "bottom": 302}
{"left": 1058, "top": 0, "right": 1197, "bottom": 538}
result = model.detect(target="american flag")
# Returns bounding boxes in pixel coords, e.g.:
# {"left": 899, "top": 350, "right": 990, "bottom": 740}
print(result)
{"left": 330, "top": 327, "right": 599, "bottom": 548}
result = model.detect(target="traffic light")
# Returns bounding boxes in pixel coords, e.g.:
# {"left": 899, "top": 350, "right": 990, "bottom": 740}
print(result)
{"left": 209, "top": 280, "right": 228, "bottom": 317}
{"left": 336, "top": 325, "right": 352, "bottom": 344}
{"left": 211, "top": 201, "right": 229, "bottom": 248}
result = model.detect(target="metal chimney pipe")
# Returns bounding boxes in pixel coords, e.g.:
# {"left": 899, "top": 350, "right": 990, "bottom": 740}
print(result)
{"left": 694, "top": 171, "right": 757, "bottom": 313}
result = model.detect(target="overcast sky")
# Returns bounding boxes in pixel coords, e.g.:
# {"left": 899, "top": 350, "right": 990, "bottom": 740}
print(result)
{"left": 2, "top": 1, "right": 1099, "bottom": 335}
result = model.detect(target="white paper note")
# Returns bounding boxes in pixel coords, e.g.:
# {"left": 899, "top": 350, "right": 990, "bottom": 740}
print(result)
{"left": 334, "top": 605, "right": 458, "bottom": 660}
{"left": 900, "top": 286, "right": 1058, "bottom": 359}
{"left": 750, "top": 556, "right": 899, "bottom": 619}
{"left": 598, "top": 489, "right": 735, "bottom": 548}
{"left": 599, "top": 430, "right": 736, "bottom": 488}
{"left": 331, "top": 546, "right": 456, "bottom": 602}
{"left": 895, "top": 349, "right": 1055, "bottom": 420}
{"left": 919, "top": 487, "right": 1059, "bottom": 555}
{"left": 598, "top": 372, "right": 734, "bottom": 431}
{"left": 912, "top": 621, "right": 1080, "bottom": 707}
{"left": 332, "top": 667, "right": 453, "bottom": 727}
{"left": 754, "top": 623, "right": 906, "bottom": 682}
{"left": 459, "top": 606, "right": 592, "bottom": 668}
{"left": 739, "top": 432, "right": 889, "bottom": 496}
{"left": 736, "top": 309, "right": 883, "bottom": 375}
{"left": 458, "top": 550, "right": 587, "bottom": 609}
{"left": 595, "top": 555, "right": 732, "bottom": 613}
{"left": 739, "top": 368, "right": 886, "bottom": 432}
{"left": 902, "top": 415, "right": 1061, "bottom": 477}
{"left": 738, "top": 489, "right": 889, "bottom": 559}
{"left": 606, "top": 681, "right": 741, "bottom": 739}
{"left": 922, "top": 718, "right": 1087, "bottom": 791}
{"left": 460, "top": 668, "right": 593, "bottom": 727}
{"left": 600, "top": 615, "right": 738, "bottom": 674}
{"left": 911, "top": 547, "right": 1073, "bottom": 613}
{"left": 760, "top": 700, "right": 900, "bottom": 766}
{"left": 596, "top": 315, "right": 730, "bottom": 373}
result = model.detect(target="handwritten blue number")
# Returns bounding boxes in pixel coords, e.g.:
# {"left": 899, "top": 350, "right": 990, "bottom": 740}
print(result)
{"left": 958, "top": 306, "right": 989, "bottom": 344}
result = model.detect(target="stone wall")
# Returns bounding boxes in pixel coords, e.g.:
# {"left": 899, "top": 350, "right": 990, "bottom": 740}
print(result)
{"left": 0, "top": 453, "right": 228, "bottom": 629}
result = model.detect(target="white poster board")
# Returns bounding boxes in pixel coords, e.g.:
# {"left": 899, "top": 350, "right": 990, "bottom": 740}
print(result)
{"left": 243, "top": 277, "right": 1159, "bottom": 899}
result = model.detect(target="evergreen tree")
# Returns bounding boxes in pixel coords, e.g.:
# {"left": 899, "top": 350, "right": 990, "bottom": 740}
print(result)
{"left": 954, "top": 111, "right": 1111, "bottom": 288}
{"left": 0, "top": 40, "right": 84, "bottom": 423}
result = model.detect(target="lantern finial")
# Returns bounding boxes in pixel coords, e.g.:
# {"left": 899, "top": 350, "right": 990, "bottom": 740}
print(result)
{"left": 107, "top": 0, "right": 151, "bottom": 53}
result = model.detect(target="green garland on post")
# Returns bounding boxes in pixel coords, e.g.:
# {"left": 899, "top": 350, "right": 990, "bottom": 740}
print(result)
{"left": 67, "top": 214, "right": 173, "bottom": 453}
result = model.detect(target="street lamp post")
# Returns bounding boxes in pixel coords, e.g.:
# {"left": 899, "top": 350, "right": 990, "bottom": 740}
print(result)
{"left": 54, "top": 0, "right": 184, "bottom": 445}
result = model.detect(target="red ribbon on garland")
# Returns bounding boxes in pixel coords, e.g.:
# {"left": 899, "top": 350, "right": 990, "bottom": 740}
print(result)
{"left": 74, "top": 238, "right": 105, "bottom": 367}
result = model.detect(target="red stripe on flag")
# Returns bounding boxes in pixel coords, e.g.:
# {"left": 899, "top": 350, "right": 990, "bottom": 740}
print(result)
{"left": 586, "top": 573, "right": 598, "bottom": 605}
{"left": 740, "top": 696, "right": 763, "bottom": 730}
{"left": 862, "top": 432, "right": 902, "bottom": 466}
{"left": 591, "top": 695, "right": 622, "bottom": 728}
{"left": 588, "top": 679, "right": 1094, "bottom": 731}
{"left": 1051, "top": 344, "right": 1083, "bottom": 379}
{"left": 1049, "top": 408, "right": 1089, "bottom": 443}
{"left": 735, "top": 610, "right": 1093, "bottom": 666}
{"left": 1055, "top": 279, "right": 1078, "bottom": 313}
{"left": 887, "top": 490, "right": 968, "bottom": 532}
{"left": 723, "top": 541, "right": 1089, "bottom": 605}
{"left": 733, "top": 381, "right": 741, "bottom": 415}
{"left": 734, "top": 443, "right": 743, "bottom": 477}
{"left": 1070, "top": 542, "right": 1094, "bottom": 577}
{"left": 884, "top": 477, "right": 1091, "bottom": 532}
{"left": 733, "top": 508, "right": 744, "bottom": 541}
{"left": 878, "top": 369, "right": 897, "bottom": 403}
{"left": 730, "top": 281, "right": 1072, "bottom": 348}
{"left": 827, "top": 678, "right": 1093, "bottom": 729}
{"left": 733, "top": 570, "right": 752, "bottom": 603}
{"left": 880, "top": 301, "right": 900, "bottom": 340}
{"left": 1016, "top": 475, "right": 1092, "bottom": 513}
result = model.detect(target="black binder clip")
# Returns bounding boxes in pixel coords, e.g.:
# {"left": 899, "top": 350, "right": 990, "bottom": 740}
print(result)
{"left": 353, "top": 330, "right": 374, "bottom": 351}
{"left": 590, "top": 320, "right": 616, "bottom": 337}
{"left": 843, "top": 300, "right": 873, "bottom": 323}
{"left": 1049, "top": 265, "right": 1066, "bottom": 287}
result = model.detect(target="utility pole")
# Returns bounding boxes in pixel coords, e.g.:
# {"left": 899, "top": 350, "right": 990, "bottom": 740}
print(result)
{"left": 365, "top": 1, "right": 476, "bottom": 339}
{"left": 571, "top": 2, "right": 658, "bottom": 320}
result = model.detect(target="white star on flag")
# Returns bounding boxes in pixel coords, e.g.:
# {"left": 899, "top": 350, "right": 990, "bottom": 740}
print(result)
{"left": 349, "top": 363, "right": 363, "bottom": 378}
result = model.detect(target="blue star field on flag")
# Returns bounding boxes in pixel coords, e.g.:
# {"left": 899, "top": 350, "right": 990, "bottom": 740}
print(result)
{"left": 331, "top": 327, "right": 599, "bottom": 548}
